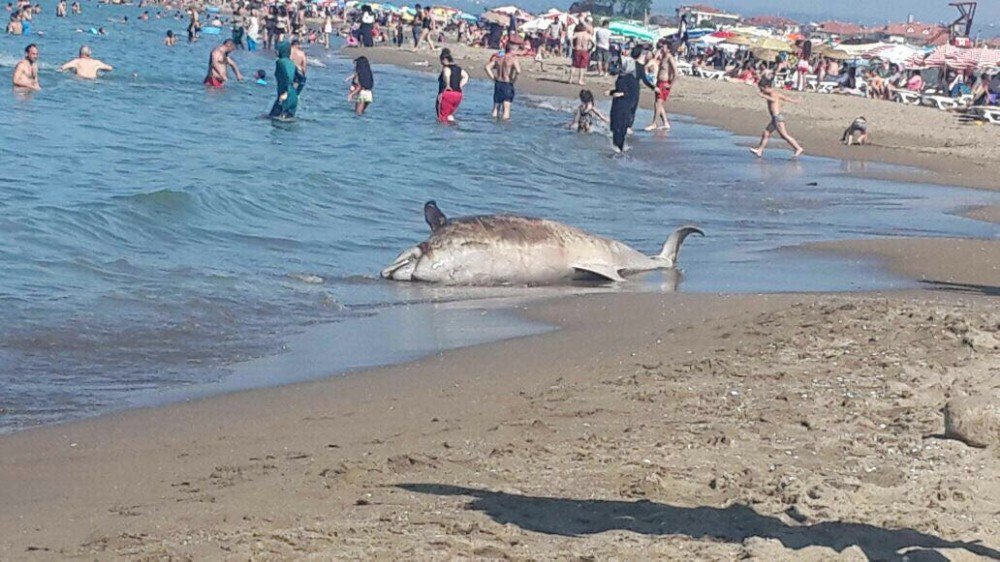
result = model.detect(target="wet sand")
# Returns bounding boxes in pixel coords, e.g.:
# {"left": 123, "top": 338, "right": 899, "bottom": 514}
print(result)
{"left": 355, "top": 44, "right": 1000, "bottom": 192}
{"left": 1, "top": 43, "right": 998, "bottom": 562}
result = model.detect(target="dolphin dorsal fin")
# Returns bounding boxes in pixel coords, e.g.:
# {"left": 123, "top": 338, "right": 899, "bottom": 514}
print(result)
{"left": 424, "top": 201, "right": 448, "bottom": 232}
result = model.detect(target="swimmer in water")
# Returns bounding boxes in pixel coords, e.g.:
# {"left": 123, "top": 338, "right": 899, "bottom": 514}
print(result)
{"left": 164, "top": 29, "right": 175, "bottom": 46}
{"left": 59, "top": 45, "right": 112, "bottom": 79}
{"left": 203, "top": 38, "right": 242, "bottom": 88}
{"left": 12, "top": 42, "right": 40, "bottom": 91}
{"left": 568, "top": 89, "right": 607, "bottom": 132}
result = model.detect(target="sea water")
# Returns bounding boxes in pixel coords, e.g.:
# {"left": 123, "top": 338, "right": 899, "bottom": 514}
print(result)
{"left": 1, "top": 5, "right": 997, "bottom": 431}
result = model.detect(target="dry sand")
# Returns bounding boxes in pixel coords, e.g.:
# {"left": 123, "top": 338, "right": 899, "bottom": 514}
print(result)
{"left": 356, "top": 44, "right": 1000, "bottom": 191}
{"left": 1, "top": 43, "right": 998, "bottom": 562}
{"left": 1, "top": 290, "right": 997, "bottom": 560}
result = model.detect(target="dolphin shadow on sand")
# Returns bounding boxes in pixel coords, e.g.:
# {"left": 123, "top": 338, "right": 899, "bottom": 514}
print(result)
{"left": 398, "top": 484, "right": 1000, "bottom": 562}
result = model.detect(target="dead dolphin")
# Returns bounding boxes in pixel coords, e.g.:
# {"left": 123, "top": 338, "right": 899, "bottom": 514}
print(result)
{"left": 381, "top": 201, "right": 704, "bottom": 285}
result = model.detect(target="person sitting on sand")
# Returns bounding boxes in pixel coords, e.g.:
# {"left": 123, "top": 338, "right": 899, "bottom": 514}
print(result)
{"left": 59, "top": 45, "right": 112, "bottom": 79}
{"left": 568, "top": 89, "right": 608, "bottom": 133}
{"left": 841, "top": 116, "right": 868, "bottom": 146}
{"left": 749, "top": 76, "right": 804, "bottom": 159}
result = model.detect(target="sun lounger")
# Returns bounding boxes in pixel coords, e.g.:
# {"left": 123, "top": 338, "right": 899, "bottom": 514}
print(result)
{"left": 967, "top": 105, "right": 1000, "bottom": 124}
{"left": 894, "top": 90, "right": 922, "bottom": 105}
{"left": 695, "top": 68, "right": 725, "bottom": 80}
{"left": 677, "top": 61, "right": 693, "bottom": 76}
{"left": 816, "top": 81, "right": 839, "bottom": 94}
{"left": 921, "top": 94, "right": 960, "bottom": 111}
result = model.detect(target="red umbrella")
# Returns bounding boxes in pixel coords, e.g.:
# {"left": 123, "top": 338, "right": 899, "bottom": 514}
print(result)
{"left": 710, "top": 30, "right": 736, "bottom": 39}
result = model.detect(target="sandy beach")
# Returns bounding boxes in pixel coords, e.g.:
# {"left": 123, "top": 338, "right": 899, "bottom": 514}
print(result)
{"left": 2, "top": 42, "right": 999, "bottom": 562}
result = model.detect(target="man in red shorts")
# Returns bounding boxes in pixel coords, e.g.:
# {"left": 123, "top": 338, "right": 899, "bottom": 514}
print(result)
{"left": 645, "top": 41, "right": 678, "bottom": 130}
{"left": 436, "top": 51, "right": 468, "bottom": 122}
{"left": 204, "top": 38, "right": 243, "bottom": 88}
{"left": 568, "top": 22, "right": 592, "bottom": 86}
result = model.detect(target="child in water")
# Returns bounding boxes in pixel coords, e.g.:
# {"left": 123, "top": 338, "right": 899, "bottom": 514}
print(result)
{"left": 254, "top": 69, "right": 267, "bottom": 85}
{"left": 568, "top": 89, "right": 608, "bottom": 133}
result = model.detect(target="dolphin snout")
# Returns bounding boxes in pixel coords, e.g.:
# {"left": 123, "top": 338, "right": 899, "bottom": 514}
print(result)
{"left": 381, "top": 246, "right": 423, "bottom": 280}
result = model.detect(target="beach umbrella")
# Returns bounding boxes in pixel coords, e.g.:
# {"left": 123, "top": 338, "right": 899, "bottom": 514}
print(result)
{"left": 608, "top": 21, "right": 657, "bottom": 43}
{"left": 709, "top": 30, "right": 736, "bottom": 39}
{"left": 521, "top": 16, "right": 553, "bottom": 32}
{"left": 750, "top": 36, "right": 792, "bottom": 52}
{"left": 457, "top": 11, "right": 477, "bottom": 22}
{"left": 724, "top": 34, "right": 756, "bottom": 46}
{"left": 752, "top": 48, "right": 780, "bottom": 60}
{"left": 480, "top": 11, "right": 507, "bottom": 25}
{"left": 824, "top": 49, "right": 853, "bottom": 61}
{"left": 863, "top": 44, "right": 921, "bottom": 65}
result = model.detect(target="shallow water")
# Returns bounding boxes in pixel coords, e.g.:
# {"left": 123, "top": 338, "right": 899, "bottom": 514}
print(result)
{"left": 1, "top": 5, "right": 997, "bottom": 432}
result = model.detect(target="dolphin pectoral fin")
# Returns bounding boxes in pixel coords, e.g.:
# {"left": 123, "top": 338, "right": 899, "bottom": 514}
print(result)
{"left": 572, "top": 264, "right": 627, "bottom": 283}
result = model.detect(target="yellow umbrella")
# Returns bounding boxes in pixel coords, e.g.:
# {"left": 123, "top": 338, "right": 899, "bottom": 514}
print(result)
{"left": 752, "top": 48, "right": 780, "bottom": 60}
{"left": 824, "top": 49, "right": 852, "bottom": 61}
{"left": 751, "top": 37, "right": 793, "bottom": 52}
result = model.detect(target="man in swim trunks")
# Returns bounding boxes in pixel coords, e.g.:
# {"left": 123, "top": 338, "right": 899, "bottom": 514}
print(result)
{"left": 484, "top": 49, "right": 520, "bottom": 120}
{"left": 204, "top": 38, "right": 243, "bottom": 88}
{"left": 645, "top": 43, "right": 677, "bottom": 131}
{"left": 290, "top": 39, "right": 306, "bottom": 94}
{"left": 12, "top": 42, "right": 39, "bottom": 91}
{"left": 750, "top": 77, "right": 804, "bottom": 158}
{"left": 569, "top": 23, "right": 593, "bottom": 86}
{"left": 59, "top": 45, "right": 112, "bottom": 80}
{"left": 186, "top": 6, "right": 199, "bottom": 42}
{"left": 436, "top": 51, "right": 468, "bottom": 122}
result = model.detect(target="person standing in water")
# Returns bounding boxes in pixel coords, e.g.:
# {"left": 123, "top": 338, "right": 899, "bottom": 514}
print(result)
{"left": 607, "top": 62, "right": 638, "bottom": 153}
{"left": 12, "top": 42, "right": 39, "bottom": 91}
{"left": 290, "top": 39, "right": 306, "bottom": 94}
{"left": 55, "top": 0, "right": 65, "bottom": 17}
{"left": 204, "top": 39, "right": 243, "bottom": 88}
{"left": 484, "top": 49, "right": 520, "bottom": 120}
{"left": 269, "top": 41, "right": 298, "bottom": 119}
{"left": 350, "top": 56, "right": 374, "bottom": 115}
{"left": 750, "top": 77, "right": 804, "bottom": 158}
{"left": 59, "top": 45, "right": 113, "bottom": 79}
{"left": 186, "top": 6, "right": 199, "bottom": 42}
{"left": 645, "top": 42, "right": 677, "bottom": 131}
{"left": 436, "top": 51, "right": 468, "bottom": 122}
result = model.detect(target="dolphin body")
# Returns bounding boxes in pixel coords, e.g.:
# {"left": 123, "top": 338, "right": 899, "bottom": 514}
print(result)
{"left": 381, "top": 201, "right": 704, "bottom": 286}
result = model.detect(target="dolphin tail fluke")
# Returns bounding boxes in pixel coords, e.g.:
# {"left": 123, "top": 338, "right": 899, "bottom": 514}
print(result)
{"left": 657, "top": 225, "right": 705, "bottom": 267}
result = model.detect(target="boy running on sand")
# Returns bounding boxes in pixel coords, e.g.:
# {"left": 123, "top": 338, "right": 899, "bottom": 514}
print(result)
{"left": 750, "top": 77, "right": 804, "bottom": 158}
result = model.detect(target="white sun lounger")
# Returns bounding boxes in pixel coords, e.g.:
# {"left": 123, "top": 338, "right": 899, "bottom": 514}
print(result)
{"left": 695, "top": 68, "right": 725, "bottom": 80}
{"left": 894, "top": 90, "right": 922, "bottom": 105}
{"left": 968, "top": 106, "right": 1000, "bottom": 124}
{"left": 921, "top": 95, "right": 960, "bottom": 111}
{"left": 816, "top": 81, "right": 839, "bottom": 94}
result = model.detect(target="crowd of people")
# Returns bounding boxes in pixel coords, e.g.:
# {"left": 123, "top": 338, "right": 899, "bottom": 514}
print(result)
{"left": 25, "top": 1, "right": 997, "bottom": 157}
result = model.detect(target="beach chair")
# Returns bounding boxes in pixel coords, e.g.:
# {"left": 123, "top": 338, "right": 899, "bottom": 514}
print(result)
{"left": 921, "top": 94, "right": 960, "bottom": 111}
{"left": 969, "top": 106, "right": 1000, "bottom": 124}
{"left": 894, "top": 90, "right": 921, "bottom": 105}
{"left": 677, "top": 61, "right": 693, "bottom": 76}
{"left": 816, "top": 81, "right": 838, "bottom": 94}
{"left": 804, "top": 74, "right": 819, "bottom": 91}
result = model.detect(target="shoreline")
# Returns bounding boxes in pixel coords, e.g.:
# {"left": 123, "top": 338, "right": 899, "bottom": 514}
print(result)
{"left": 351, "top": 44, "right": 1000, "bottom": 192}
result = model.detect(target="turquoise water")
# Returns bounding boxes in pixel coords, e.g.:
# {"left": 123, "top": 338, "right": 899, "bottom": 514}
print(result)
{"left": 1, "top": 4, "right": 997, "bottom": 431}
